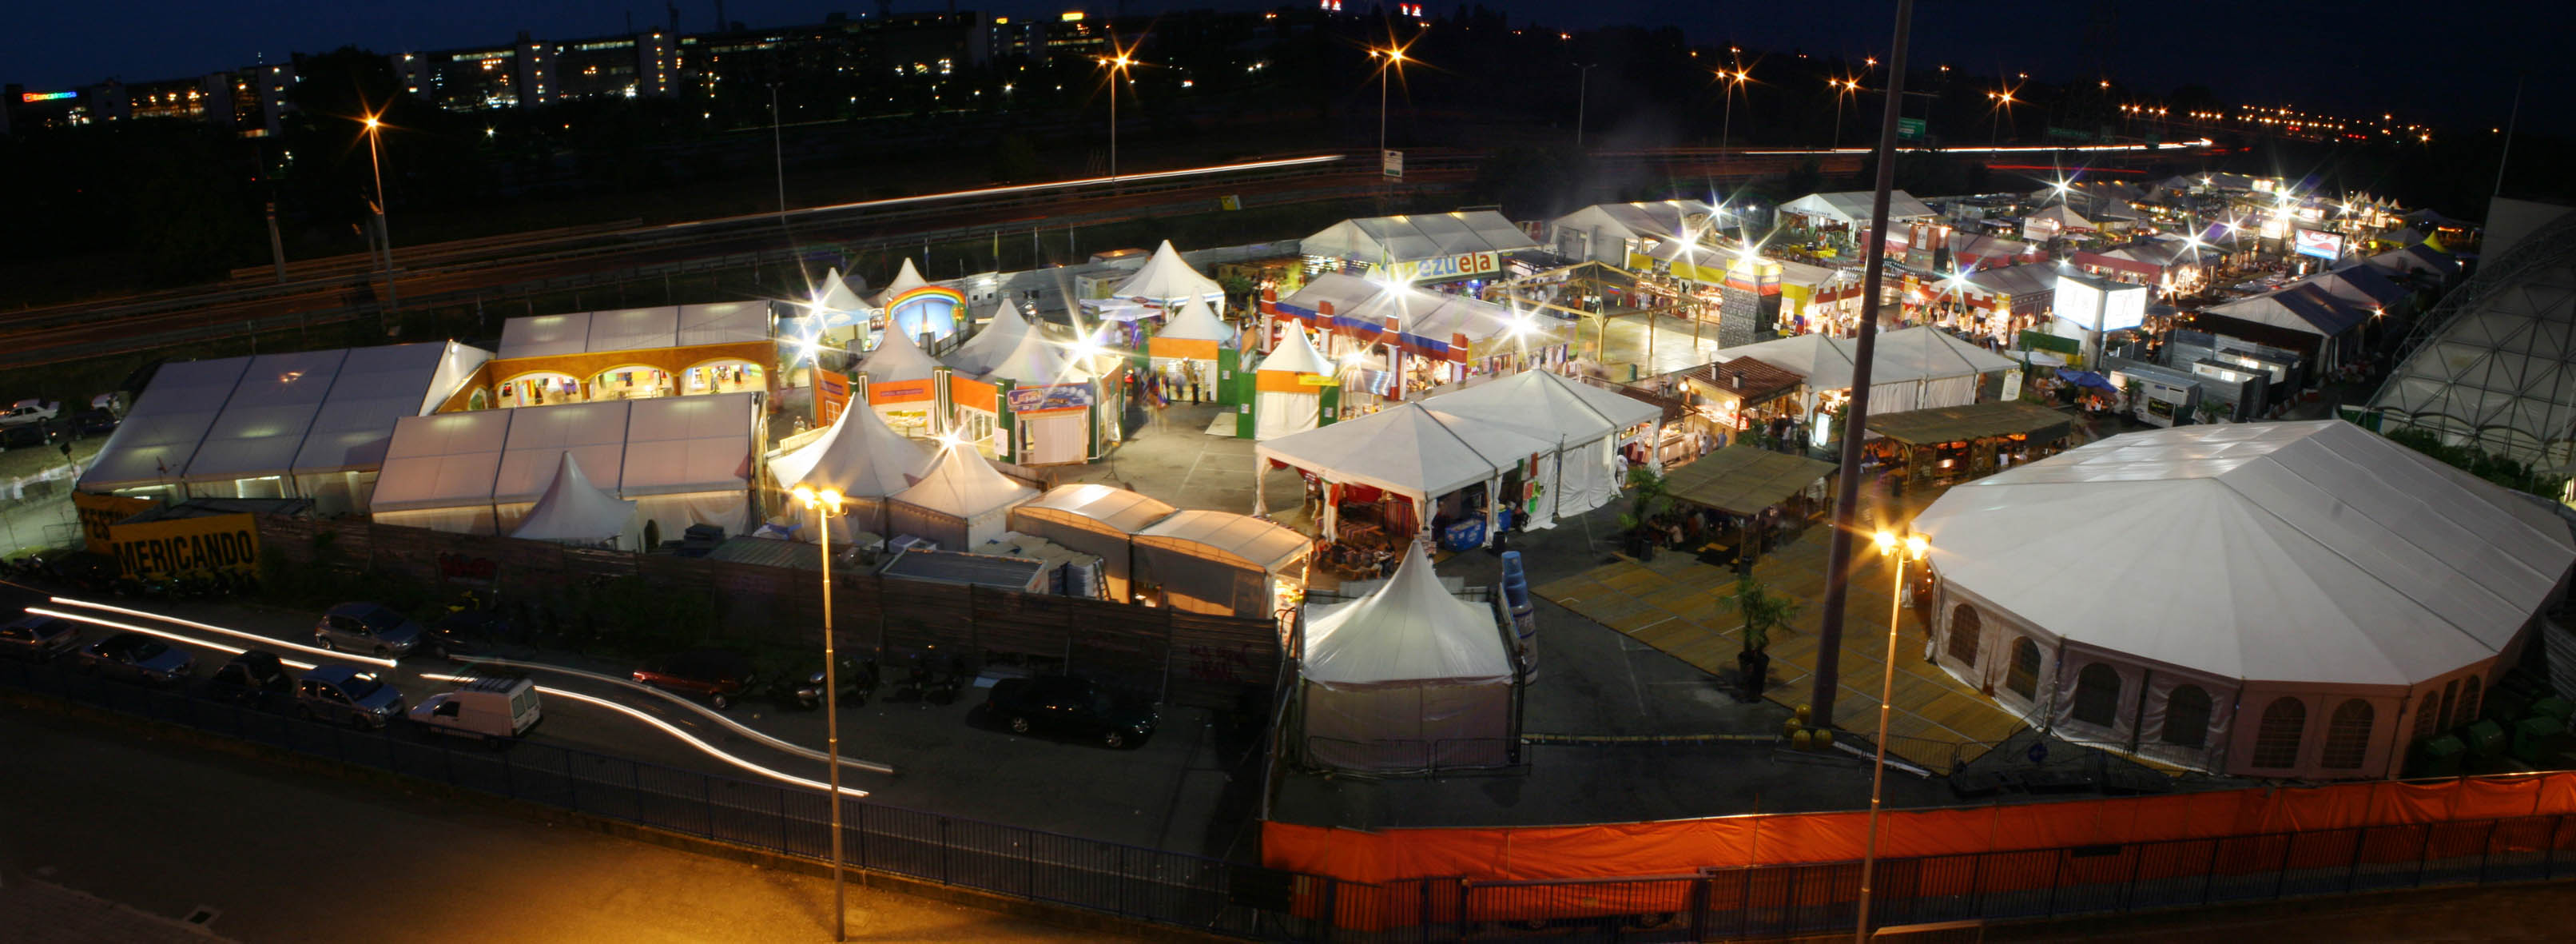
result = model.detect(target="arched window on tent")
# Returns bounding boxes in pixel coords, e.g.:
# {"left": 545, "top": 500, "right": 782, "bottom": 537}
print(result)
{"left": 1946, "top": 603, "right": 1982, "bottom": 666}
{"left": 2438, "top": 679, "right": 2460, "bottom": 729}
{"left": 2006, "top": 638, "right": 2042, "bottom": 699}
{"left": 2252, "top": 697, "right": 2307, "bottom": 769}
{"left": 2412, "top": 688, "right": 2443, "bottom": 743}
{"left": 2072, "top": 663, "right": 2122, "bottom": 727}
{"left": 2457, "top": 676, "right": 2482, "bottom": 725}
{"left": 2162, "top": 685, "right": 2212, "bottom": 748}
{"left": 2322, "top": 699, "right": 2374, "bottom": 770}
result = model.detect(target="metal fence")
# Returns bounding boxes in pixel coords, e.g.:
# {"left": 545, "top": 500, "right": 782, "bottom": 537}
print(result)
{"left": 0, "top": 657, "right": 1295, "bottom": 938}
{"left": 11, "top": 653, "right": 2575, "bottom": 942}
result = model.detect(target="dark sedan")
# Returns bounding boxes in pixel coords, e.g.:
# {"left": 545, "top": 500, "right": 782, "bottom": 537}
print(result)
{"left": 982, "top": 675, "right": 1158, "bottom": 749}
{"left": 207, "top": 650, "right": 296, "bottom": 707}
{"left": 71, "top": 632, "right": 195, "bottom": 684}
{"left": 0, "top": 614, "right": 81, "bottom": 662}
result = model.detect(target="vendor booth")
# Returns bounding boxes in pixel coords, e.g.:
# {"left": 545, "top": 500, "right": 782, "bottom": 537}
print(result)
{"left": 886, "top": 445, "right": 1039, "bottom": 550}
{"left": 944, "top": 301, "right": 1040, "bottom": 378}
{"left": 510, "top": 452, "right": 638, "bottom": 547}
{"left": 1250, "top": 328, "right": 1337, "bottom": 440}
{"left": 1096, "top": 239, "right": 1226, "bottom": 319}
{"left": 1298, "top": 211, "right": 1539, "bottom": 285}
{"left": 1660, "top": 445, "right": 1837, "bottom": 564}
{"left": 1713, "top": 326, "right": 2017, "bottom": 443}
{"left": 964, "top": 328, "right": 1127, "bottom": 466}
{"left": 1254, "top": 403, "right": 1556, "bottom": 568}
{"left": 1864, "top": 400, "right": 2073, "bottom": 488}
{"left": 1131, "top": 509, "right": 1312, "bottom": 620}
{"left": 1913, "top": 421, "right": 2576, "bottom": 779}
{"left": 1413, "top": 369, "right": 1659, "bottom": 530}
{"left": 1007, "top": 484, "right": 1177, "bottom": 602}
{"left": 1274, "top": 273, "right": 1565, "bottom": 404}
{"left": 769, "top": 401, "right": 934, "bottom": 538}
{"left": 1298, "top": 542, "right": 1518, "bottom": 772}
{"left": 1147, "top": 297, "right": 1234, "bottom": 404}
{"left": 852, "top": 324, "right": 943, "bottom": 437}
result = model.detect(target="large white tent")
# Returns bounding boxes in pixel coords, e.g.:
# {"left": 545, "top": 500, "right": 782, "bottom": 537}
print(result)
{"left": 886, "top": 445, "right": 1038, "bottom": 549}
{"left": 2200, "top": 284, "right": 2371, "bottom": 365}
{"left": 80, "top": 357, "right": 254, "bottom": 495}
{"left": 769, "top": 402, "right": 933, "bottom": 536}
{"left": 1131, "top": 509, "right": 1312, "bottom": 619}
{"left": 944, "top": 301, "right": 1039, "bottom": 377}
{"left": 1778, "top": 189, "right": 1937, "bottom": 228}
{"left": 368, "top": 392, "right": 757, "bottom": 540}
{"left": 1912, "top": 420, "right": 2576, "bottom": 779}
{"left": 619, "top": 392, "right": 758, "bottom": 540}
{"left": 1253, "top": 329, "right": 1335, "bottom": 440}
{"left": 1107, "top": 240, "right": 1225, "bottom": 309}
{"left": 490, "top": 400, "right": 630, "bottom": 535}
{"left": 855, "top": 318, "right": 940, "bottom": 383}
{"left": 289, "top": 341, "right": 492, "bottom": 513}
{"left": 1547, "top": 199, "right": 1719, "bottom": 265}
{"left": 1421, "top": 370, "right": 1658, "bottom": 529}
{"left": 369, "top": 410, "right": 514, "bottom": 534}
{"left": 1255, "top": 402, "right": 1561, "bottom": 544}
{"left": 511, "top": 452, "right": 638, "bottom": 545}
{"left": 174, "top": 349, "right": 349, "bottom": 498}
{"left": 1299, "top": 211, "right": 1540, "bottom": 271}
{"left": 1300, "top": 541, "right": 1516, "bottom": 771}
{"left": 498, "top": 304, "right": 771, "bottom": 358}
{"left": 1007, "top": 484, "right": 1177, "bottom": 601}
{"left": 1713, "top": 326, "right": 2015, "bottom": 425}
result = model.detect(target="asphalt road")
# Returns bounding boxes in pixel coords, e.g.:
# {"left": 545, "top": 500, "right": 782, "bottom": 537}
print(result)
{"left": 0, "top": 704, "right": 1128, "bottom": 943}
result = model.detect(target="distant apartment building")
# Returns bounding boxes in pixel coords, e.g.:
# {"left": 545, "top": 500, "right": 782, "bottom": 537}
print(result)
{"left": 5, "top": 66, "right": 276, "bottom": 134}
{"left": 970, "top": 10, "right": 1107, "bottom": 68}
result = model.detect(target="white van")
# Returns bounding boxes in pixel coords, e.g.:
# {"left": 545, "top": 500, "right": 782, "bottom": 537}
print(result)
{"left": 410, "top": 676, "right": 543, "bottom": 743}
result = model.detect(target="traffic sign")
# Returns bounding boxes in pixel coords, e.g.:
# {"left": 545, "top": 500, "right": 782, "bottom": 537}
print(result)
{"left": 1381, "top": 149, "right": 1404, "bottom": 179}
{"left": 1896, "top": 118, "right": 1926, "bottom": 141}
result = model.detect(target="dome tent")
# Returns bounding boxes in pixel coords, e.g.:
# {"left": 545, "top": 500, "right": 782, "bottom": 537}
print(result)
{"left": 1913, "top": 420, "right": 2576, "bottom": 779}
{"left": 886, "top": 444, "right": 1039, "bottom": 549}
{"left": 1299, "top": 541, "right": 1516, "bottom": 771}
{"left": 770, "top": 403, "right": 934, "bottom": 536}
{"left": 511, "top": 452, "right": 638, "bottom": 547}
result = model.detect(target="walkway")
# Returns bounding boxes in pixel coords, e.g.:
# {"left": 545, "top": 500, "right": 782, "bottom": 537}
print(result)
{"left": 1533, "top": 484, "right": 2026, "bottom": 772}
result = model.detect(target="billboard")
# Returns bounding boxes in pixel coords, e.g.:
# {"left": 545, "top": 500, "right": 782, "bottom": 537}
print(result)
{"left": 108, "top": 512, "right": 261, "bottom": 580}
{"left": 1005, "top": 382, "right": 1094, "bottom": 413}
{"left": 2292, "top": 229, "right": 2346, "bottom": 261}
{"left": 74, "top": 492, "right": 157, "bottom": 555}
{"left": 1371, "top": 250, "right": 1500, "bottom": 284}
{"left": 2053, "top": 274, "right": 2149, "bottom": 333}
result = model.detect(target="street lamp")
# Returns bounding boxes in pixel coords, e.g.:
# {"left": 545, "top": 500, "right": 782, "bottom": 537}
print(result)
{"left": 1986, "top": 89, "right": 2017, "bottom": 142}
{"left": 1098, "top": 49, "right": 1137, "bottom": 187}
{"left": 1856, "top": 528, "right": 1929, "bottom": 942}
{"left": 1715, "top": 67, "right": 1750, "bottom": 158}
{"left": 361, "top": 113, "right": 399, "bottom": 333}
{"left": 1831, "top": 78, "right": 1862, "bottom": 149}
{"left": 1371, "top": 45, "right": 1412, "bottom": 161}
{"left": 790, "top": 483, "right": 852, "bottom": 942}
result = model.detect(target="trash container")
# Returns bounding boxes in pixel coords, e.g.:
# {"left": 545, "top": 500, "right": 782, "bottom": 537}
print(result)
{"left": 2531, "top": 696, "right": 2574, "bottom": 724}
{"left": 2460, "top": 719, "right": 2507, "bottom": 759}
{"left": 2411, "top": 735, "right": 2466, "bottom": 779}
{"left": 2512, "top": 716, "right": 2570, "bottom": 765}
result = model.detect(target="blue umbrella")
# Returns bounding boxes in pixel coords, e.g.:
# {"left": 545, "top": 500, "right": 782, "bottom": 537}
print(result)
{"left": 2054, "top": 368, "right": 2118, "bottom": 393}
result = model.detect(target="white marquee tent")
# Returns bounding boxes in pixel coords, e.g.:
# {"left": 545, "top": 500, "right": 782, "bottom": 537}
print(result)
{"left": 1300, "top": 541, "right": 1516, "bottom": 771}
{"left": 944, "top": 301, "right": 1039, "bottom": 377}
{"left": 511, "top": 452, "right": 638, "bottom": 545}
{"left": 1420, "top": 370, "right": 1659, "bottom": 529}
{"left": 1712, "top": 326, "right": 2016, "bottom": 424}
{"left": 1912, "top": 420, "right": 2576, "bottom": 779}
{"left": 619, "top": 392, "right": 758, "bottom": 540}
{"left": 769, "top": 402, "right": 933, "bottom": 536}
{"left": 489, "top": 400, "right": 630, "bottom": 535}
{"left": 499, "top": 304, "right": 772, "bottom": 358}
{"left": 1254, "top": 402, "right": 1561, "bottom": 544}
{"left": 370, "top": 392, "right": 757, "bottom": 540}
{"left": 855, "top": 319, "right": 940, "bottom": 383}
{"left": 811, "top": 267, "right": 872, "bottom": 329}
{"left": 289, "top": 342, "right": 493, "bottom": 513}
{"left": 1253, "top": 328, "right": 1335, "bottom": 440}
{"left": 174, "top": 349, "right": 350, "bottom": 497}
{"left": 369, "top": 410, "right": 515, "bottom": 535}
{"left": 886, "top": 445, "right": 1038, "bottom": 549}
{"left": 1107, "top": 240, "right": 1225, "bottom": 310}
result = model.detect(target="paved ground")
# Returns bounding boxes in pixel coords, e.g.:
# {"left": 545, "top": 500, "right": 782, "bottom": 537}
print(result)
{"left": 0, "top": 706, "right": 1131, "bottom": 944}
{"left": 1994, "top": 881, "right": 2576, "bottom": 942}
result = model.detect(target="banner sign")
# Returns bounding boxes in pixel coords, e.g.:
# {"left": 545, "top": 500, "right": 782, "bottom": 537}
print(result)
{"left": 2292, "top": 229, "right": 2346, "bottom": 261}
{"left": 1006, "top": 382, "right": 1094, "bottom": 413}
{"left": 109, "top": 512, "right": 260, "bottom": 580}
{"left": 74, "top": 492, "right": 157, "bottom": 555}
{"left": 813, "top": 369, "right": 851, "bottom": 426}
{"left": 1372, "top": 251, "right": 1500, "bottom": 284}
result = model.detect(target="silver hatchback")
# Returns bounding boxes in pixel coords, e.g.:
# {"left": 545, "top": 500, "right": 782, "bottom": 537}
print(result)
{"left": 313, "top": 603, "right": 424, "bottom": 657}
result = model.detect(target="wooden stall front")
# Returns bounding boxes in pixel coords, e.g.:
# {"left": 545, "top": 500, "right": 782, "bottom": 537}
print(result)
{"left": 1866, "top": 400, "right": 2074, "bottom": 488}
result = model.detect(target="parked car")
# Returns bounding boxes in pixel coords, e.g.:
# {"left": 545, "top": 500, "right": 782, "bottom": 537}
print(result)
{"left": 206, "top": 650, "right": 296, "bottom": 707}
{"left": 0, "top": 614, "right": 81, "bottom": 662}
{"left": 0, "top": 420, "right": 56, "bottom": 449}
{"left": 632, "top": 648, "right": 756, "bottom": 709}
{"left": 70, "top": 408, "right": 120, "bottom": 438}
{"left": 423, "top": 610, "right": 508, "bottom": 660}
{"left": 410, "top": 675, "right": 543, "bottom": 744}
{"left": 0, "top": 398, "right": 58, "bottom": 427}
{"left": 295, "top": 666, "right": 405, "bottom": 729}
{"left": 763, "top": 655, "right": 876, "bottom": 711}
{"left": 70, "top": 632, "right": 196, "bottom": 684}
{"left": 981, "top": 675, "right": 1158, "bottom": 749}
{"left": 89, "top": 391, "right": 129, "bottom": 419}
{"left": 313, "top": 602, "right": 424, "bottom": 657}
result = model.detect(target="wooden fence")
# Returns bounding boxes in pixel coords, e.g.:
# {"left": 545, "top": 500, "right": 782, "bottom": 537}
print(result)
{"left": 258, "top": 514, "right": 1278, "bottom": 711}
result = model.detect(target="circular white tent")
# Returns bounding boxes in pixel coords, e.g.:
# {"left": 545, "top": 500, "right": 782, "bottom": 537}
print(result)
{"left": 1913, "top": 420, "right": 2576, "bottom": 779}
{"left": 1299, "top": 541, "right": 1517, "bottom": 772}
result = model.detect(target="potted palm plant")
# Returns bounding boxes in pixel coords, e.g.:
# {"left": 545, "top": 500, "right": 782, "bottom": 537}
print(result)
{"left": 1727, "top": 575, "right": 1800, "bottom": 703}
{"left": 1616, "top": 465, "right": 1670, "bottom": 560}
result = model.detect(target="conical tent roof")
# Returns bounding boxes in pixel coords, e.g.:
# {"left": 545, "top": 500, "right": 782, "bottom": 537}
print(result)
{"left": 1259, "top": 328, "right": 1334, "bottom": 374}
{"left": 857, "top": 320, "right": 939, "bottom": 382}
{"left": 944, "top": 301, "right": 1036, "bottom": 376}
{"left": 1157, "top": 297, "right": 1234, "bottom": 344}
{"left": 978, "top": 324, "right": 1086, "bottom": 384}
{"left": 894, "top": 445, "right": 1037, "bottom": 518}
{"left": 511, "top": 452, "right": 638, "bottom": 543}
{"left": 815, "top": 266, "right": 869, "bottom": 317}
{"left": 1111, "top": 240, "right": 1223, "bottom": 303}
{"left": 1302, "top": 542, "right": 1512, "bottom": 685}
{"left": 873, "top": 257, "right": 928, "bottom": 306}
{"left": 770, "top": 403, "right": 933, "bottom": 500}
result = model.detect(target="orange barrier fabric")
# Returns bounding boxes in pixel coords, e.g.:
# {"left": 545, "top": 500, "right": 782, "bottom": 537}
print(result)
{"left": 1149, "top": 337, "right": 1221, "bottom": 360}
{"left": 1262, "top": 771, "right": 2576, "bottom": 884}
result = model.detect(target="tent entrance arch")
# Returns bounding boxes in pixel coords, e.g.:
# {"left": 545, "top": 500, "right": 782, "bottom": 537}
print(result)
{"left": 499, "top": 371, "right": 582, "bottom": 408}
{"left": 683, "top": 358, "right": 765, "bottom": 395}
{"left": 590, "top": 364, "right": 674, "bottom": 400}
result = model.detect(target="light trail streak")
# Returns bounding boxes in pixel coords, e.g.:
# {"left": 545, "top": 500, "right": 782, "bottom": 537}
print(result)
{"left": 419, "top": 672, "right": 869, "bottom": 799}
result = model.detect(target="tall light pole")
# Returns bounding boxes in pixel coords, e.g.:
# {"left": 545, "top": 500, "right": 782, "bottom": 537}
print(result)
{"left": 767, "top": 82, "right": 786, "bottom": 220}
{"left": 1987, "top": 89, "right": 2017, "bottom": 143}
{"left": 791, "top": 484, "right": 849, "bottom": 942}
{"left": 1371, "top": 46, "right": 1410, "bottom": 160}
{"left": 1832, "top": 78, "right": 1861, "bottom": 149}
{"left": 1857, "top": 528, "right": 1928, "bottom": 942}
{"left": 1099, "top": 52, "right": 1135, "bottom": 188}
{"left": 1716, "top": 67, "right": 1749, "bottom": 158}
{"left": 362, "top": 114, "right": 397, "bottom": 333}
{"left": 1574, "top": 62, "right": 1596, "bottom": 150}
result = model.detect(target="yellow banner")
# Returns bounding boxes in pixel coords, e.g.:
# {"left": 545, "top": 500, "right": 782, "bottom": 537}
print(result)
{"left": 74, "top": 492, "right": 157, "bottom": 555}
{"left": 109, "top": 512, "right": 261, "bottom": 580}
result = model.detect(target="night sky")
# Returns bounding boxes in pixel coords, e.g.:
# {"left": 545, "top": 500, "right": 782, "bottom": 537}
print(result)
{"left": 10, "top": 1, "right": 2568, "bottom": 131}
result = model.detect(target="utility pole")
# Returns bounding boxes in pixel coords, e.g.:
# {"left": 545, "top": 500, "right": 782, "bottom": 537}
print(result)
{"left": 1575, "top": 64, "right": 1596, "bottom": 150}
{"left": 769, "top": 82, "right": 787, "bottom": 221}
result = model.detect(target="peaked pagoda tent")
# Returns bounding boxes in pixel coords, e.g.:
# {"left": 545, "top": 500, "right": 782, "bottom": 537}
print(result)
{"left": 1299, "top": 541, "right": 1516, "bottom": 771}
{"left": 944, "top": 301, "right": 1038, "bottom": 377}
{"left": 488, "top": 399, "right": 630, "bottom": 534}
{"left": 1254, "top": 329, "right": 1335, "bottom": 440}
{"left": 1914, "top": 421, "right": 2576, "bottom": 779}
{"left": 871, "top": 257, "right": 963, "bottom": 345}
{"left": 771, "top": 402, "right": 934, "bottom": 536}
{"left": 1420, "top": 370, "right": 1658, "bottom": 529}
{"left": 886, "top": 445, "right": 1038, "bottom": 549}
{"left": 977, "top": 325, "right": 1085, "bottom": 385}
{"left": 511, "top": 452, "right": 638, "bottom": 546}
{"left": 856, "top": 317, "right": 942, "bottom": 383}
{"left": 873, "top": 258, "right": 928, "bottom": 308}
{"left": 1150, "top": 297, "right": 1234, "bottom": 364}
{"left": 1107, "top": 240, "right": 1225, "bottom": 313}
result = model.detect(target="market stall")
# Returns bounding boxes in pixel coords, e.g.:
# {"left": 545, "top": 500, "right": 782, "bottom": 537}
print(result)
{"left": 885, "top": 444, "right": 1039, "bottom": 550}
{"left": 1299, "top": 541, "right": 1517, "bottom": 772}
{"left": 1251, "top": 328, "right": 1337, "bottom": 440}
{"left": 1414, "top": 369, "right": 1659, "bottom": 531}
{"left": 1131, "top": 508, "right": 1312, "bottom": 620}
{"left": 1006, "top": 484, "right": 1177, "bottom": 602}
{"left": 965, "top": 327, "right": 1127, "bottom": 466}
{"left": 1146, "top": 297, "right": 1235, "bottom": 404}
{"left": 1660, "top": 445, "right": 1837, "bottom": 564}
{"left": 851, "top": 323, "right": 942, "bottom": 437}
{"left": 943, "top": 301, "right": 1040, "bottom": 378}
{"left": 1864, "top": 400, "right": 2074, "bottom": 488}
{"left": 769, "top": 400, "right": 934, "bottom": 538}
{"left": 1099, "top": 239, "right": 1226, "bottom": 317}
{"left": 1254, "top": 401, "right": 1557, "bottom": 567}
